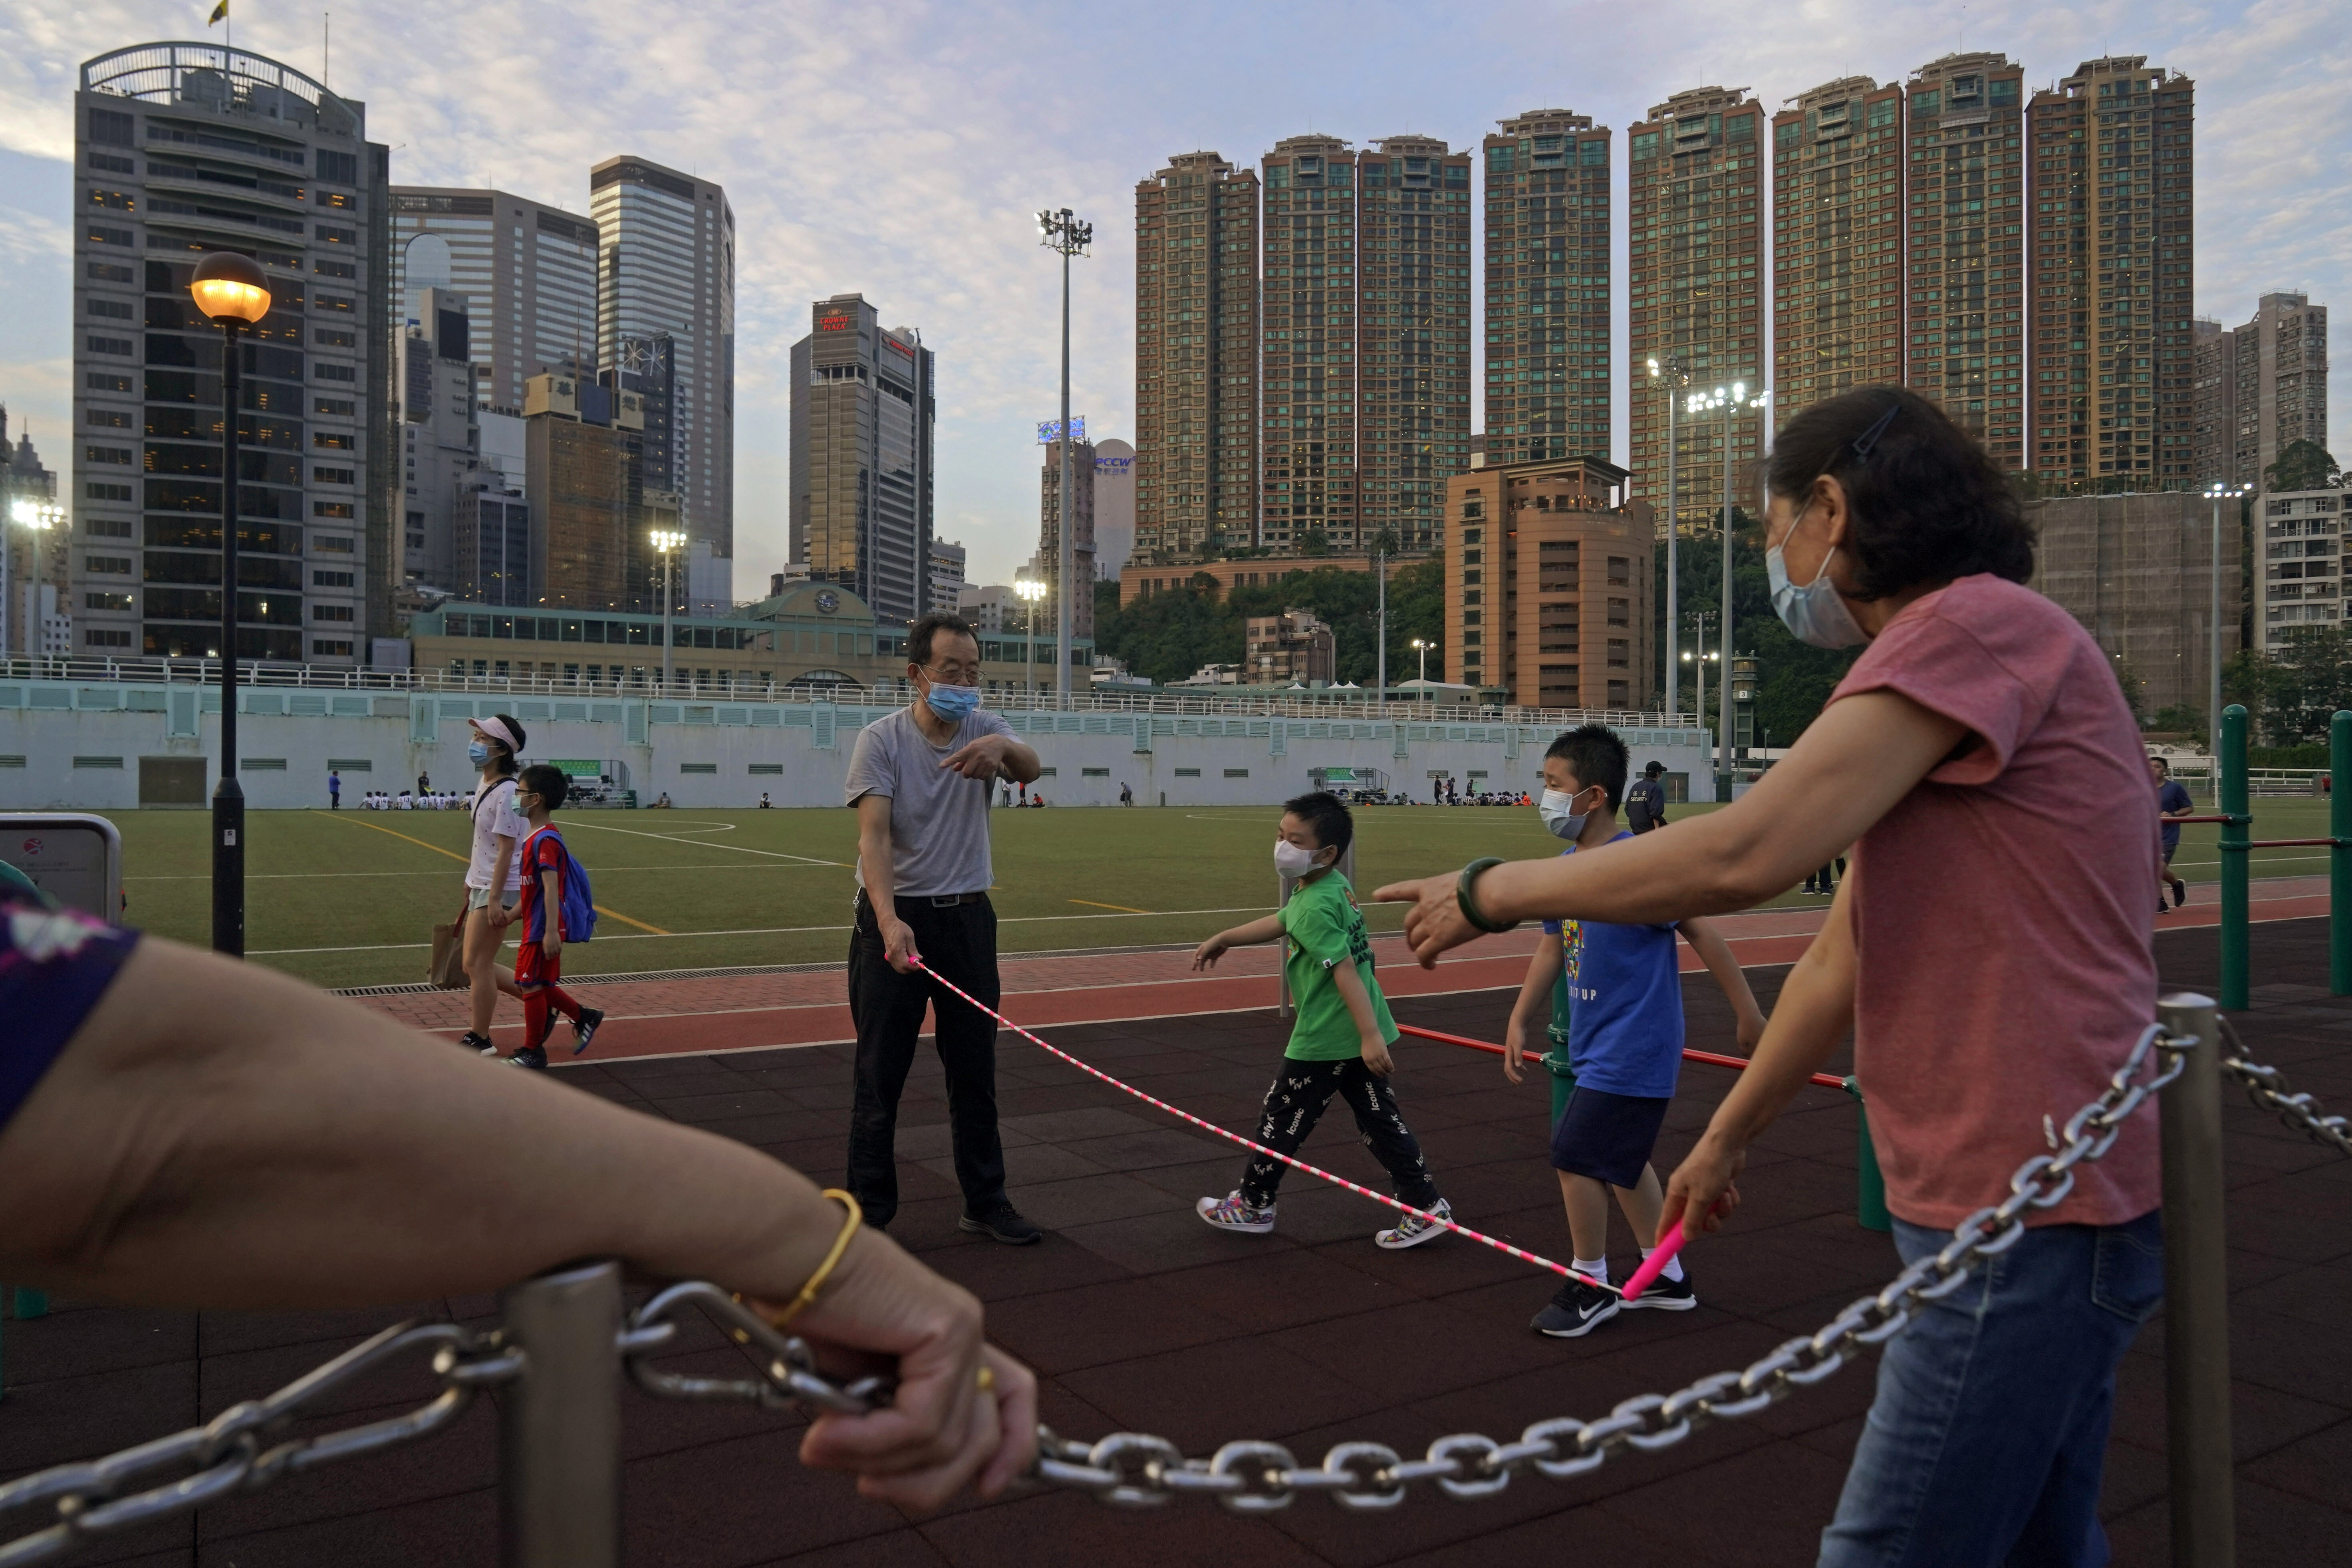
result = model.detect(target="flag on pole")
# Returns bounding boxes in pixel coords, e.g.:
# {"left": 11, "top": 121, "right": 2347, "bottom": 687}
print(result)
{"left": 208, "top": 0, "right": 228, "bottom": 23}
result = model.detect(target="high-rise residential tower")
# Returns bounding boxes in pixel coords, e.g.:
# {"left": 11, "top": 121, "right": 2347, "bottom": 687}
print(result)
{"left": 1133, "top": 152, "right": 1258, "bottom": 561}
{"left": 1628, "top": 88, "right": 1766, "bottom": 532}
{"left": 2192, "top": 318, "right": 2235, "bottom": 486}
{"left": 1771, "top": 78, "right": 1905, "bottom": 426}
{"left": 1483, "top": 111, "right": 1612, "bottom": 473}
{"left": 2027, "top": 57, "right": 2195, "bottom": 489}
{"left": 1036, "top": 434, "right": 1097, "bottom": 639}
{"left": 1904, "top": 54, "right": 2026, "bottom": 466}
{"left": 2229, "top": 293, "right": 2329, "bottom": 487}
{"left": 71, "top": 42, "right": 393, "bottom": 666}
{"left": 591, "top": 155, "right": 733, "bottom": 591}
{"left": 788, "top": 294, "right": 935, "bottom": 626}
{"left": 1258, "top": 136, "right": 1360, "bottom": 554}
{"left": 390, "top": 187, "right": 599, "bottom": 413}
{"left": 1352, "top": 135, "right": 1474, "bottom": 552}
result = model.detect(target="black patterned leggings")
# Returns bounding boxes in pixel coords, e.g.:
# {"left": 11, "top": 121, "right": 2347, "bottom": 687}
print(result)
{"left": 1239, "top": 1058, "right": 1441, "bottom": 1210}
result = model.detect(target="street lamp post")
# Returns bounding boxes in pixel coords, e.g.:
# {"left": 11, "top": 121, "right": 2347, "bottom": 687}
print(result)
{"left": 651, "top": 529, "right": 685, "bottom": 690}
{"left": 1692, "top": 382, "right": 1768, "bottom": 792}
{"left": 189, "top": 252, "right": 272, "bottom": 958}
{"left": 6, "top": 498, "right": 63, "bottom": 663}
{"left": 1683, "top": 611, "right": 1716, "bottom": 730}
{"left": 1411, "top": 637, "right": 1437, "bottom": 685}
{"left": 2205, "top": 482, "right": 2251, "bottom": 747}
{"left": 1038, "top": 208, "right": 1093, "bottom": 708}
{"left": 1647, "top": 354, "right": 1687, "bottom": 716}
{"left": 1016, "top": 578, "right": 1048, "bottom": 701}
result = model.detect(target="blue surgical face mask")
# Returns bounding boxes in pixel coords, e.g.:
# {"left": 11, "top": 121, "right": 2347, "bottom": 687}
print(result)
{"left": 923, "top": 679, "right": 980, "bottom": 722}
{"left": 1538, "top": 787, "right": 1589, "bottom": 841}
{"left": 1767, "top": 504, "right": 1869, "bottom": 650}
{"left": 466, "top": 741, "right": 491, "bottom": 765}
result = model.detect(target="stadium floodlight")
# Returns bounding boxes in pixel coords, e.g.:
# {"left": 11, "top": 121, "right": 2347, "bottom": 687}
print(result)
{"left": 1648, "top": 353, "right": 1690, "bottom": 716}
{"left": 1038, "top": 208, "right": 1092, "bottom": 709}
{"left": 2202, "top": 482, "right": 2253, "bottom": 738}
{"left": 1016, "top": 578, "right": 1049, "bottom": 700}
{"left": 651, "top": 529, "right": 687, "bottom": 687}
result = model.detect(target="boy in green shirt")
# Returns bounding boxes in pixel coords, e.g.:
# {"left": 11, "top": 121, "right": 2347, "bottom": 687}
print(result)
{"left": 1189, "top": 791, "right": 1452, "bottom": 1248}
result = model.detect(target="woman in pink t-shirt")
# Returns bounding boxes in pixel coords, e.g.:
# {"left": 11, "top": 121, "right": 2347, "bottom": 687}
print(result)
{"left": 1379, "top": 387, "right": 2164, "bottom": 1567}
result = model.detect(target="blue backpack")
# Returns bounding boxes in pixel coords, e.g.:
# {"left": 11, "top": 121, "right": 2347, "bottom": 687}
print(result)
{"left": 522, "top": 826, "right": 598, "bottom": 943}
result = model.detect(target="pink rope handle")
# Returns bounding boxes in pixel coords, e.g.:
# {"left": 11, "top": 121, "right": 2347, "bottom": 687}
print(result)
{"left": 907, "top": 955, "right": 1615, "bottom": 1295}
{"left": 1620, "top": 1220, "right": 1686, "bottom": 1302}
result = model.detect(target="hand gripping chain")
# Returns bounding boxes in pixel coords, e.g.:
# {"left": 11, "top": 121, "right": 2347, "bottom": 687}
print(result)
{"left": 2218, "top": 1016, "right": 2352, "bottom": 1157}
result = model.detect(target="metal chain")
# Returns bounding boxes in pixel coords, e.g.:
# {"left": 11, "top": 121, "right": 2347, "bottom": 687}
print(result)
{"left": 0, "top": 1321, "right": 521, "bottom": 1568}
{"left": 2218, "top": 1016, "right": 2352, "bottom": 1157}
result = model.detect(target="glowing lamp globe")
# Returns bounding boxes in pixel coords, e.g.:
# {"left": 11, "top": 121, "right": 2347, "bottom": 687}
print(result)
{"left": 189, "top": 252, "right": 272, "bottom": 324}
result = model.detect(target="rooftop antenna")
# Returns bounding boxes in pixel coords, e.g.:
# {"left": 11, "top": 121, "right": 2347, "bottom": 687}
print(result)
{"left": 323, "top": 11, "right": 330, "bottom": 87}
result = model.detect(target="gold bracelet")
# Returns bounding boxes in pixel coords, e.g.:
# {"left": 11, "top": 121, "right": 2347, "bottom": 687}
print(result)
{"left": 766, "top": 1188, "right": 864, "bottom": 1328}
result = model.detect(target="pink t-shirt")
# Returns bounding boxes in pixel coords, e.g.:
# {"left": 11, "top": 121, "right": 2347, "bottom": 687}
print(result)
{"left": 1832, "top": 574, "right": 2160, "bottom": 1231}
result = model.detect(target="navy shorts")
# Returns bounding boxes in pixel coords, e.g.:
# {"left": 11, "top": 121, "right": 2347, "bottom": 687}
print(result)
{"left": 2162, "top": 840, "right": 2180, "bottom": 865}
{"left": 1550, "top": 1085, "right": 1672, "bottom": 1189}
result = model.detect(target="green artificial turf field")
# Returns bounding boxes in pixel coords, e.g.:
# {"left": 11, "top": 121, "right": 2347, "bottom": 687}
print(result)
{"left": 85, "top": 796, "right": 2327, "bottom": 990}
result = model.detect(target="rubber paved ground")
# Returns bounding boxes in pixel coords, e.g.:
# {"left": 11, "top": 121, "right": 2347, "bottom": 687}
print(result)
{"left": 5, "top": 923, "right": 2350, "bottom": 1567}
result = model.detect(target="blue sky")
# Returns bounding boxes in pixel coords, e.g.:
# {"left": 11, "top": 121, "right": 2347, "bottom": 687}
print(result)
{"left": 2, "top": 0, "right": 2344, "bottom": 593}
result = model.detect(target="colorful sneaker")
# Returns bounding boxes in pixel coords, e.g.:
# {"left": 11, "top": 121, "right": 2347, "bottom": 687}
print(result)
{"left": 1375, "top": 1199, "right": 1453, "bottom": 1250}
{"left": 1622, "top": 1270, "right": 1698, "bottom": 1311}
{"left": 505, "top": 1044, "right": 549, "bottom": 1071}
{"left": 1195, "top": 1191, "right": 1275, "bottom": 1234}
{"left": 571, "top": 1006, "right": 604, "bottom": 1056}
{"left": 1531, "top": 1278, "right": 1620, "bottom": 1338}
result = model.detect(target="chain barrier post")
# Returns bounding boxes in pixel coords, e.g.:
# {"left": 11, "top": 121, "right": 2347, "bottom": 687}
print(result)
{"left": 2219, "top": 705, "right": 2250, "bottom": 1011}
{"left": 500, "top": 1260, "right": 622, "bottom": 1568}
{"left": 2156, "top": 992, "right": 2235, "bottom": 1568}
{"left": 2330, "top": 711, "right": 2350, "bottom": 995}
{"left": 10, "top": 1289, "right": 46, "bottom": 1320}
{"left": 1842, "top": 1078, "right": 1892, "bottom": 1233}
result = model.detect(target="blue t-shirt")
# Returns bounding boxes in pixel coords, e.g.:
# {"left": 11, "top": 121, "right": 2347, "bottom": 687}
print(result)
{"left": 1542, "top": 832, "right": 1682, "bottom": 1098}
{"left": 2157, "top": 780, "right": 2193, "bottom": 849}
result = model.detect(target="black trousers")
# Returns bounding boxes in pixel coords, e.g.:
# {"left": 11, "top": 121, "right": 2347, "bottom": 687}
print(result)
{"left": 1239, "top": 1058, "right": 1440, "bottom": 1210}
{"left": 845, "top": 891, "right": 1007, "bottom": 1227}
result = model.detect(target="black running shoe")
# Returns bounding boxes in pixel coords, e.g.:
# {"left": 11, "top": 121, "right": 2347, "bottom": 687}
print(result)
{"left": 571, "top": 1006, "right": 604, "bottom": 1056}
{"left": 1531, "top": 1279, "right": 1620, "bottom": 1338}
{"left": 1622, "top": 1270, "right": 1698, "bottom": 1311}
{"left": 958, "top": 1205, "right": 1043, "bottom": 1245}
{"left": 506, "top": 1044, "right": 549, "bottom": 1071}
{"left": 460, "top": 1031, "right": 496, "bottom": 1056}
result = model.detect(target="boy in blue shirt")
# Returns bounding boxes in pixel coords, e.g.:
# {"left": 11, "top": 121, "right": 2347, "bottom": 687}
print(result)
{"left": 1511, "top": 725, "right": 1766, "bottom": 1338}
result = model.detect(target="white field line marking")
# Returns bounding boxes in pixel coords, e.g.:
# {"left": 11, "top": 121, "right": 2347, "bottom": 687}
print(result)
{"left": 129, "top": 862, "right": 837, "bottom": 881}
{"left": 559, "top": 817, "right": 845, "bottom": 865}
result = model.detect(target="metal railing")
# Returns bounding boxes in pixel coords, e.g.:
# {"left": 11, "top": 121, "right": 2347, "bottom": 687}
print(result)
{"left": 6, "top": 995, "right": 2312, "bottom": 1564}
{"left": 0, "top": 655, "right": 1704, "bottom": 730}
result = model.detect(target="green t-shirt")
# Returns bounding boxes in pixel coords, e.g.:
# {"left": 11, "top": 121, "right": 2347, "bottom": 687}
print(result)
{"left": 1280, "top": 871, "right": 1397, "bottom": 1061}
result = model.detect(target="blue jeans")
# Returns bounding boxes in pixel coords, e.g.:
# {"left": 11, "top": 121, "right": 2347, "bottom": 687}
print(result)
{"left": 1819, "top": 1209, "right": 2164, "bottom": 1568}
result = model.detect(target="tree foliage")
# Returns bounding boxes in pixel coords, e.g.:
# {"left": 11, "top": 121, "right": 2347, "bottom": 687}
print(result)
{"left": 2222, "top": 630, "right": 2352, "bottom": 745}
{"left": 2264, "top": 440, "right": 2343, "bottom": 494}
{"left": 1653, "top": 511, "right": 1861, "bottom": 745}
{"left": 1093, "top": 558, "right": 1447, "bottom": 689}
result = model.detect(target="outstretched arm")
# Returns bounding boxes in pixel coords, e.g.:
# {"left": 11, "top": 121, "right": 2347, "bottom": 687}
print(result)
{"left": 1192, "top": 911, "right": 1288, "bottom": 969}
{"left": 0, "top": 934, "right": 1037, "bottom": 1508}
{"left": 1679, "top": 915, "right": 1765, "bottom": 1050}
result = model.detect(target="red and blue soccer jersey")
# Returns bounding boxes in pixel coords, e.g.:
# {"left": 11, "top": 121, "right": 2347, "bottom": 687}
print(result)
{"left": 514, "top": 826, "right": 569, "bottom": 986}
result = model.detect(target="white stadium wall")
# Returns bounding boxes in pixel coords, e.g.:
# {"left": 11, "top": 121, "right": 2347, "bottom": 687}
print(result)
{"left": 0, "top": 679, "right": 1716, "bottom": 811}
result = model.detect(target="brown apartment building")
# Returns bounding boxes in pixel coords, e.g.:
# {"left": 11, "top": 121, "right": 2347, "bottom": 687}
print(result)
{"left": 2027, "top": 57, "right": 2197, "bottom": 488}
{"left": 1444, "top": 456, "right": 1653, "bottom": 710}
{"left": 1483, "top": 110, "right": 1613, "bottom": 470}
{"left": 2195, "top": 292, "right": 2331, "bottom": 488}
{"left": 1772, "top": 77, "right": 1906, "bottom": 427}
{"left": 1134, "top": 153, "right": 1258, "bottom": 561}
{"left": 1906, "top": 54, "right": 2027, "bottom": 466}
{"left": 1628, "top": 88, "right": 1766, "bottom": 533}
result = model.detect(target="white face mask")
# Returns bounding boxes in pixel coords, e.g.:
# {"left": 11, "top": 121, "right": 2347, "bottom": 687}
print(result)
{"left": 1274, "top": 839, "right": 1327, "bottom": 879}
{"left": 1537, "top": 787, "right": 1590, "bottom": 841}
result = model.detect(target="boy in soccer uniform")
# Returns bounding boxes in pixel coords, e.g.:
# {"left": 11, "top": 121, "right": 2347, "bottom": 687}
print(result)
{"left": 1190, "top": 791, "right": 1452, "bottom": 1248}
{"left": 505, "top": 764, "right": 604, "bottom": 1072}
{"left": 1525, "top": 725, "right": 1767, "bottom": 1338}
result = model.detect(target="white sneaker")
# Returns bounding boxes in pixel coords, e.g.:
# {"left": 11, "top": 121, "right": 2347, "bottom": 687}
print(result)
{"left": 1376, "top": 1199, "right": 1453, "bottom": 1250}
{"left": 1195, "top": 1191, "right": 1275, "bottom": 1233}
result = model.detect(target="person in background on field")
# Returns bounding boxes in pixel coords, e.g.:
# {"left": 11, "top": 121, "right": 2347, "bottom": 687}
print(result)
{"left": 1120, "top": 782, "right": 1134, "bottom": 806}
{"left": 760, "top": 792, "right": 774, "bottom": 809}
{"left": 328, "top": 769, "right": 341, "bottom": 810}
{"left": 1624, "top": 760, "right": 1667, "bottom": 834}
{"left": 845, "top": 613, "right": 1044, "bottom": 1246}
{"left": 1191, "top": 791, "right": 1452, "bottom": 1249}
{"left": 2152, "top": 756, "right": 2193, "bottom": 912}
{"left": 418, "top": 770, "right": 431, "bottom": 796}
{"left": 501, "top": 764, "right": 603, "bottom": 1071}
{"left": 1803, "top": 852, "right": 1848, "bottom": 897}
{"left": 457, "top": 715, "right": 529, "bottom": 1058}
{"left": 1377, "top": 387, "right": 2163, "bottom": 1564}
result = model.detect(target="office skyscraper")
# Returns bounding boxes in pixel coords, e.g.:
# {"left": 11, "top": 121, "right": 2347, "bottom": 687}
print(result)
{"left": 1904, "top": 54, "right": 2026, "bottom": 466}
{"left": 1628, "top": 88, "right": 1765, "bottom": 531}
{"left": 1482, "top": 110, "right": 1612, "bottom": 471}
{"left": 1352, "top": 135, "right": 1473, "bottom": 552}
{"left": 2028, "top": 57, "right": 2196, "bottom": 489}
{"left": 1771, "top": 78, "right": 1905, "bottom": 427}
{"left": 788, "top": 294, "right": 934, "bottom": 626}
{"left": 591, "top": 155, "right": 733, "bottom": 591}
{"left": 390, "top": 187, "right": 599, "bottom": 413}
{"left": 1134, "top": 151, "right": 1258, "bottom": 561}
{"left": 71, "top": 42, "right": 392, "bottom": 666}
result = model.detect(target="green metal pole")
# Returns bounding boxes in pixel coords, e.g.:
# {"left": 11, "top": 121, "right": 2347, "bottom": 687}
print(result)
{"left": 2219, "top": 705, "right": 2250, "bottom": 1011}
{"left": 9, "top": 1288, "right": 44, "bottom": 1318}
{"left": 2333, "top": 712, "right": 2352, "bottom": 996}
{"left": 1845, "top": 1078, "right": 1892, "bottom": 1232}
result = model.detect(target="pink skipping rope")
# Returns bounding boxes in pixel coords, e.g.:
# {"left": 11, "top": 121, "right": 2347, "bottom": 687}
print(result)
{"left": 908, "top": 956, "right": 1617, "bottom": 1296}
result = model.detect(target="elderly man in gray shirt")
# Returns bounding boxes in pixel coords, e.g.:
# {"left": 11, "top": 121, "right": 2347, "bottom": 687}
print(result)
{"left": 844, "top": 613, "right": 1045, "bottom": 1243}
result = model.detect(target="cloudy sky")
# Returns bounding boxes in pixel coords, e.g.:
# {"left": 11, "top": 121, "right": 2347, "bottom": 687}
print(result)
{"left": 2, "top": 0, "right": 2344, "bottom": 593}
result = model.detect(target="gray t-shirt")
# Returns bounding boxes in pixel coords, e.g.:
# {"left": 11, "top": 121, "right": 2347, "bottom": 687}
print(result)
{"left": 844, "top": 704, "right": 1017, "bottom": 899}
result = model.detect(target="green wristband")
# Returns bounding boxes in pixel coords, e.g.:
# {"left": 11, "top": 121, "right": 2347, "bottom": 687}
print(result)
{"left": 1455, "top": 857, "right": 1520, "bottom": 935}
